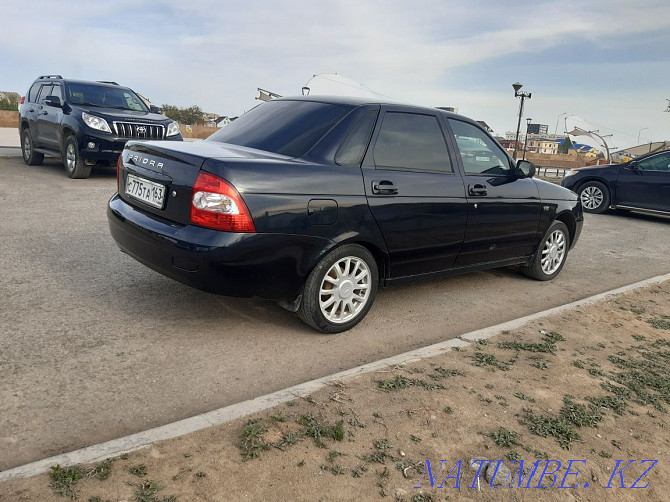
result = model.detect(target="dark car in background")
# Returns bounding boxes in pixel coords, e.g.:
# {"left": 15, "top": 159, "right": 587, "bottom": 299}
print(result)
{"left": 561, "top": 150, "right": 670, "bottom": 215}
{"left": 18, "top": 75, "right": 182, "bottom": 178}
{"left": 108, "top": 96, "right": 583, "bottom": 333}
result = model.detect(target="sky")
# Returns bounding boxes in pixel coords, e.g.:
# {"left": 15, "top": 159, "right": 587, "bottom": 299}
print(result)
{"left": 2, "top": 0, "right": 669, "bottom": 151}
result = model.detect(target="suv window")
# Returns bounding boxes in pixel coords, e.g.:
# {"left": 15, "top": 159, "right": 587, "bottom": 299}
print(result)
{"left": 449, "top": 119, "right": 511, "bottom": 176}
{"left": 36, "top": 84, "right": 53, "bottom": 104}
{"left": 121, "top": 91, "right": 145, "bottom": 111}
{"left": 66, "top": 83, "right": 149, "bottom": 111}
{"left": 373, "top": 112, "right": 452, "bottom": 173}
{"left": 27, "top": 83, "right": 40, "bottom": 103}
{"left": 208, "top": 100, "right": 354, "bottom": 158}
{"left": 636, "top": 152, "right": 670, "bottom": 172}
{"left": 50, "top": 84, "right": 63, "bottom": 102}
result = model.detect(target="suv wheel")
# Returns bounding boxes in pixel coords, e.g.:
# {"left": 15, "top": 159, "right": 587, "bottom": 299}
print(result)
{"left": 21, "top": 128, "right": 44, "bottom": 166}
{"left": 298, "top": 244, "right": 379, "bottom": 333}
{"left": 64, "top": 136, "right": 92, "bottom": 179}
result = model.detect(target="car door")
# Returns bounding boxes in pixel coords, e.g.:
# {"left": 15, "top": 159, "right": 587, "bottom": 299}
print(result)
{"left": 32, "top": 83, "right": 53, "bottom": 146}
{"left": 22, "top": 83, "right": 42, "bottom": 142}
{"left": 446, "top": 118, "right": 542, "bottom": 267}
{"left": 360, "top": 108, "right": 467, "bottom": 278}
{"left": 35, "top": 83, "right": 63, "bottom": 149}
{"left": 615, "top": 151, "right": 670, "bottom": 212}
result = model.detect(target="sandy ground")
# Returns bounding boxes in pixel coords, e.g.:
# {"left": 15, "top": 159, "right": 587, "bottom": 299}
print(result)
{"left": 1, "top": 281, "right": 668, "bottom": 501}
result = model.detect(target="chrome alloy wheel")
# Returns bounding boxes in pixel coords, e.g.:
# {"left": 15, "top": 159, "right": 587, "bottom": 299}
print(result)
{"left": 319, "top": 256, "right": 371, "bottom": 324}
{"left": 23, "top": 133, "right": 32, "bottom": 161}
{"left": 541, "top": 229, "right": 566, "bottom": 275}
{"left": 66, "top": 142, "right": 77, "bottom": 172}
{"left": 580, "top": 185, "right": 603, "bottom": 210}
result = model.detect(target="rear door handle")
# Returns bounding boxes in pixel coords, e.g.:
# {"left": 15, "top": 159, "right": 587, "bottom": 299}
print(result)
{"left": 468, "top": 183, "right": 488, "bottom": 196}
{"left": 41, "top": 110, "right": 48, "bottom": 115}
{"left": 371, "top": 180, "right": 398, "bottom": 195}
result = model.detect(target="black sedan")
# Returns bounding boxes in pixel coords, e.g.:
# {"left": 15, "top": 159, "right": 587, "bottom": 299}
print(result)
{"left": 561, "top": 150, "right": 670, "bottom": 215}
{"left": 108, "top": 96, "right": 583, "bottom": 333}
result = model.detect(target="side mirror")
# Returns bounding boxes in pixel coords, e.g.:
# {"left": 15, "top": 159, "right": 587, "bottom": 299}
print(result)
{"left": 516, "top": 159, "right": 536, "bottom": 178}
{"left": 44, "top": 96, "right": 62, "bottom": 108}
{"left": 150, "top": 105, "right": 161, "bottom": 113}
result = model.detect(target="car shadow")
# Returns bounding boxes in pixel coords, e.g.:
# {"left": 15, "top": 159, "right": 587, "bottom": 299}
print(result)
{"left": 31, "top": 158, "right": 117, "bottom": 180}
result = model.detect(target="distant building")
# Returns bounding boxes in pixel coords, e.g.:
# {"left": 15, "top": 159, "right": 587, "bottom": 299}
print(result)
{"left": 555, "top": 139, "right": 600, "bottom": 159}
{"left": 499, "top": 139, "right": 524, "bottom": 152}
{"left": 436, "top": 106, "right": 459, "bottom": 114}
{"left": 527, "top": 123, "right": 548, "bottom": 135}
{"left": 214, "top": 116, "right": 238, "bottom": 128}
{"left": 477, "top": 121, "right": 493, "bottom": 132}
{"left": 527, "top": 138, "right": 559, "bottom": 155}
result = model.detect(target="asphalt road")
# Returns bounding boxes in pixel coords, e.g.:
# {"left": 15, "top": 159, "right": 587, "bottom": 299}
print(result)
{"left": 1, "top": 155, "right": 669, "bottom": 471}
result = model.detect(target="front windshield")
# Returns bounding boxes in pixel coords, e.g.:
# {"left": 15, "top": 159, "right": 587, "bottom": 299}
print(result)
{"left": 207, "top": 100, "right": 354, "bottom": 158}
{"left": 66, "top": 83, "right": 149, "bottom": 112}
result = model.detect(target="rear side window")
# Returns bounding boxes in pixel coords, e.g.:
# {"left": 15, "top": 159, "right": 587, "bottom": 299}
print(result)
{"left": 335, "top": 110, "right": 378, "bottom": 166}
{"left": 207, "top": 100, "right": 353, "bottom": 158}
{"left": 373, "top": 112, "right": 452, "bottom": 173}
{"left": 27, "top": 83, "right": 40, "bottom": 103}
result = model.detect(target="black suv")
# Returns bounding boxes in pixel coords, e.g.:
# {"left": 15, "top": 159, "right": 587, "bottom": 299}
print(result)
{"left": 19, "top": 75, "right": 182, "bottom": 178}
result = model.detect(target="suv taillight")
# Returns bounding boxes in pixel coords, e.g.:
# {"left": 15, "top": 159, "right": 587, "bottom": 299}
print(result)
{"left": 20, "top": 96, "right": 25, "bottom": 105}
{"left": 190, "top": 171, "right": 255, "bottom": 233}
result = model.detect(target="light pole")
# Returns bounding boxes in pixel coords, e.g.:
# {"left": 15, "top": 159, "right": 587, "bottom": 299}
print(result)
{"left": 555, "top": 112, "right": 567, "bottom": 135}
{"left": 513, "top": 82, "right": 531, "bottom": 160}
{"left": 637, "top": 127, "right": 648, "bottom": 144}
{"left": 566, "top": 127, "right": 613, "bottom": 163}
{"left": 523, "top": 117, "right": 532, "bottom": 160}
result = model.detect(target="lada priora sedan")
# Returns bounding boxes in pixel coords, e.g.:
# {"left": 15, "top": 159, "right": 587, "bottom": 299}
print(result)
{"left": 108, "top": 96, "right": 583, "bottom": 333}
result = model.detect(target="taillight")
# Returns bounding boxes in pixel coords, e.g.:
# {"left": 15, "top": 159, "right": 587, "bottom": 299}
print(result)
{"left": 116, "top": 155, "right": 122, "bottom": 192}
{"left": 190, "top": 171, "right": 255, "bottom": 233}
{"left": 20, "top": 96, "right": 25, "bottom": 105}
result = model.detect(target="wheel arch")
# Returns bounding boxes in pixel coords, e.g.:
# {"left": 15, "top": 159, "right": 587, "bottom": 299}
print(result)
{"left": 60, "top": 126, "right": 77, "bottom": 154}
{"left": 572, "top": 176, "right": 612, "bottom": 196}
{"left": 349, "top": 240, "right": 389, "bottom": 285}
{"left": 317, "top": 237, "right": 390, "bottom": 287}
{"left": 554, "top": 211, "right": 576, "bottom": 247}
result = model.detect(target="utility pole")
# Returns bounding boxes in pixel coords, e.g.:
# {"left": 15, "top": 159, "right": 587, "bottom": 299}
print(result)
{"left": 512, "top": 83, "right": 532, "bottom": 160}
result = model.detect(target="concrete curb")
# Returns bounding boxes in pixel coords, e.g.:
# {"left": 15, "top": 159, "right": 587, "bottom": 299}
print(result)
{"left": 2, "top": 272, "right": 669, "bottom": 482}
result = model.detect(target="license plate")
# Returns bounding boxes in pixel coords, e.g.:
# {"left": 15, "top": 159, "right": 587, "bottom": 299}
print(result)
{"left": 125, "top": 174, "right": 166, "bottom": 209}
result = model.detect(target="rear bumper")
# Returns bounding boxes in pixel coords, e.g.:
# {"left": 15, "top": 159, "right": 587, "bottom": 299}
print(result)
{"left": 107, "top": 194, "right": 332, "bottom": 301}
{"left": 78, "top": 132, "right": 182, "bottom": 163}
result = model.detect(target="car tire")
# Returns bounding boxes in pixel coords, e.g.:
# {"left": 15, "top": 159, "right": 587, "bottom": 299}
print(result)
{"left": 298, "top": 244, "right": 379, "bottom": 333}
{"left": 21, "top": 128, "right": 44, "bottom": 166}
{"left": 64, "top": 136, "right": 92, "bottom": 179}
{"left": 521, "top": 220, "right": 570, "bottom": 281}
{"left": 578, "top": 181, "right": 610, "bottom": 213}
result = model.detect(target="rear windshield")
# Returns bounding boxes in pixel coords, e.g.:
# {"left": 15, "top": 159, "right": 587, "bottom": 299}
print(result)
{"left": 66, "top": 83, "right": 149, "bottom": 112}
{"left": 207, "top": 100, "right": 353, "bottom": 158}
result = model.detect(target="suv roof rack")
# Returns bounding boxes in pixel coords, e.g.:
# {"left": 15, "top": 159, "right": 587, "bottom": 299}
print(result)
{"left": 38, "top": 75, "right": 63, "bottom": 79}
{"left": 97, "top": 81, "right": 119, "bottom": 85}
